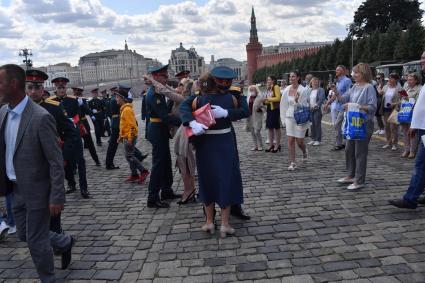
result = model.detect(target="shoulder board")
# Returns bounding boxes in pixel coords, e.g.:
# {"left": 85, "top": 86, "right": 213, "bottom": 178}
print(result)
{"left": 67, "top": 95, "right": 77, "bottom": 99}
{"left": 45, "top": 99, "right": 60, "bottom": 106}
{"left": 49, "top": 95, "right": 58, "bottom": 100}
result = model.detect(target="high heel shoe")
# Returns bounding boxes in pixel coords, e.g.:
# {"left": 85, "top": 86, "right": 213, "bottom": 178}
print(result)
{"left": 271, "top": 145, "right": 281, "bottom": 153}
{"left": 265, "top": 146, "right": 274, "bottom": 152}
{"left": 201, "top": 223, "right": 215, "bottom": 234}
{"left": 220, "top": 225, "right": 235, "bottom": 238}
{"left": 177, "top": 189, "right": 196, "bottom": 205}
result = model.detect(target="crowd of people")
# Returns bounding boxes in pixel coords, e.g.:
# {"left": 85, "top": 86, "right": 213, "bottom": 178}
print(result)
{"left": 0, "top": 47, "right": 425, "bottom": 282}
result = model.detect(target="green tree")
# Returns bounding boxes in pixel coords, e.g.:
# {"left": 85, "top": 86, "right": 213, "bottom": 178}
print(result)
{"left": 406, "top": 20, "right": 425, "bottom": 60}
{"left": 351, "top": 0, "right": 423, "bottom": 37}
{"left": 377, "top": 22, "right": 402, "bottom": 60}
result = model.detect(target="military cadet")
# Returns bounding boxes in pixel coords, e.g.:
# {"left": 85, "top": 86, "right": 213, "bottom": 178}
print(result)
{"left": 101, "top": 89, "right": 112, "bottom": 137}
{"left": 145, "top": 65, "right": 181, "bottom": 208}
{"left": 88, "top": 88, "right": 105, "bottom": 146}
{"left": 105, "top": 86, "right": 120, "bottom": 170}
{"left": 179, "top": 69, "right": 251, "bottom": 221}
{"left": 25, "top": 70, "right": 78, "bottom": 235}
{"left": 72, "top": 86, "right": 101, "bottom": 166}
{"left": 50, "top": 77, "right": 90, "bottom": 198}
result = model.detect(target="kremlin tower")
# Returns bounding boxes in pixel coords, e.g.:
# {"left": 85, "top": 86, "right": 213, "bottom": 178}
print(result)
{"left": 246, "top": 6, "right": 262, "bottom": 84}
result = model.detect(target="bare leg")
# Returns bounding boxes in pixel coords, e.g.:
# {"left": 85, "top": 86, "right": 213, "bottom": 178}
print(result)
{"left": 268, "top": 129, "right": 275, "bottom": 149}
{"left": 275, "top": 129, "right": 281, "bottom": 148}
{"left": 181, "top": 173, "right": 195, "bottom": 201}
{"left": 220, "top": 206, "right": 231, "bottom": 226}
{"left": 204, "top": 204, "right": 215, "bottom": 225}
{"left": 288, "top": 136, "right": 296, "bottom": 163}
{"left": 296, "top": 138, "right": 306, "bottom": 155}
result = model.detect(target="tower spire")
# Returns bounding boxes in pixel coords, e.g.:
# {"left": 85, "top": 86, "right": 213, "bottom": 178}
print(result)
{"left": 250, "top": 6, "right": 258, "bottom": 43}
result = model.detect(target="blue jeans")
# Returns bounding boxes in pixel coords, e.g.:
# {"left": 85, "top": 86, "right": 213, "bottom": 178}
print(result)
{"left": 403, "top": 129, "right": 425, "bottom": 204}
{"left": 1, "top": 194, "right": 15, "bottom": 226}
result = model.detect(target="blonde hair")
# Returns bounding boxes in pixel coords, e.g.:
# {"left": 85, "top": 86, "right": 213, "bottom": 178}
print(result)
{"left": 248, "top": 84, "right": 260, "bottom": 95}
{"left": 353, "top": 63, "right": 373, "bottom": 82}
{"left": 309, "top": 77, "right": 319, "bottom": 87}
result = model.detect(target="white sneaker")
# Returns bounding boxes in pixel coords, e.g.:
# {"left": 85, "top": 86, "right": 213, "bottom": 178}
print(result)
{"left": 0, "top": 221, "right": 9, "bottom": 240}
{"left": 257, "top": 147, "right": 263, "bottom": 151}
{"left": 265, "top": 139, "right": 269, "bottom": 144}
{"left": 288, "top": 162, "right": 297, "bottom": 171}
{"left": 307, "top": 141, "right": 314, "bottom": 145}
{"left": 7, "top": 226, "right": 16, "bottom": 235}
{"left": 347, "top": 183, "right": 364, "bottom": 190}
{"left": 391, "top": 145, "right": 397, "bottom": 151}
{"left": 382, "top": 144, "right": 391, "bottom": 149}
{"left": 312, "top": 141, "right": 320, "bottom": 146}
{"left": 379, "top": 130, "right": 385, "bottom": 135}
{"left": 250, "top": 147, "right": 258, "bottom": 151}
{"left": 373, "top": 130, "right": 381, "bottom": 135}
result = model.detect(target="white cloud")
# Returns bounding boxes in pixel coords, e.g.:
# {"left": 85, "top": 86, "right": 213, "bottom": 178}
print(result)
{"left": 2, "top": 0, "right": 419, "bottom": 67}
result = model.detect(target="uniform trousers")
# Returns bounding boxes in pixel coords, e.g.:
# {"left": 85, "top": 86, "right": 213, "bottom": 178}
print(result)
{"left": 147, "top": 124, "right": 173, "bottom": 203}
{"left": 12, "top": 185, "right": 71, "bottom": 283}
{"left": 103, "top": 118, "right": 111, "bottom": 137}
{"left": 105, "top": 128, "right": 119, "bottom": 167}
{"left": 81, "top": 120, "right": 100, "bottom": 164}
{"left": 345, "top": 121, "right": 374, "bottom": 185}
{"left": 93, "top": 118, "right": 103, "bottom": 145}
{"left": 65, "top": 141, "right": 88, "bottom": 191}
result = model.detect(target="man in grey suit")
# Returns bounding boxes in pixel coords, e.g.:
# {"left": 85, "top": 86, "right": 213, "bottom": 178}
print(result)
{"left": 0, "top": 64, "right": 74, "bottom": 283}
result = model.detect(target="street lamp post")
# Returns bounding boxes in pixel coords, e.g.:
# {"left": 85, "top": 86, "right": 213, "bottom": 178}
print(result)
{"left": 19, "top": 48, "right": 33, "bottom": 70}
{"left": 346, "top": 24, "right": 355, "bottom": 70}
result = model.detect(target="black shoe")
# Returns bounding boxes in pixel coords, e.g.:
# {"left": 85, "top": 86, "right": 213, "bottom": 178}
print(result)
{"left": 231, "top": 207, "right": 251, "bottom": 220}
{"left": 331, "top": 145, "right": 345, "bottom": 151}
{"left": 147, "top": 200, "right": 170, "bottom": 208}
{"left": 80, "top": 190, "right": 90, "bottom": 199}
{"left": 177, "top": 190, "right": 196, "bottom": 205}
{"left": 65, "top": 186, "right": 76, "bottom": 194}
{"left": 418, "top": 197, "right": 425, "bottom": 205}
{"left": 95, "top": 162, "right": 101, "bottom": 166}
{"left": 161, "top": 192, "right": 182, "bottom": 200}
{"left": 388, "top": 199, "right": 417, "bottom": 209}
{"left": 106, "top": 165, "right": 120, "bottom": 170}
{"left": 61, "top": 236, "right": 75, "bottom": 270}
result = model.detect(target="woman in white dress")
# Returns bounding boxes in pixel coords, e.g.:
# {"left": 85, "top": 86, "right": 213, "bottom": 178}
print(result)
{"left": 280, "top": 71, "right": 310, "bottom": 170}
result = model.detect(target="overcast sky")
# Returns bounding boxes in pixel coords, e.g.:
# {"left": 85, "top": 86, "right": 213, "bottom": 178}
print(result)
{"left": 0, "top": 0, "right": 417, "bottom": 67}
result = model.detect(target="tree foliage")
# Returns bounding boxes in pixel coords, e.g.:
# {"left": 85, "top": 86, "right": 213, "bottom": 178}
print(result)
{"left": 252, "top": 21, "right": 425, "bottom": 84}
{"left": 351, "top": 0, "right": 423, "bottom": 37}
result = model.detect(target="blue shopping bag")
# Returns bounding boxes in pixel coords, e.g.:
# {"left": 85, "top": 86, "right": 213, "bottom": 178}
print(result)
{"left": 397, "top": 102, "right": 413, "bottom": 123}
{"left": 294, "top": 106, "right": 310, "bottom": 125}
{"left": 342, "top": 105, "right": 366, "bottom": 140}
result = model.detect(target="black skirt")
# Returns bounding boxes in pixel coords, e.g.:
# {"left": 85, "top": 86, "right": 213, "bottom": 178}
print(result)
{"left": 266, "top": 107, "right": 280, "bottom": 129}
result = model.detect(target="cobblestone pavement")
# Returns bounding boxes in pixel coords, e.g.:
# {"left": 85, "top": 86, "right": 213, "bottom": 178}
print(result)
{"left": 1, "top": 99, "right": 425, "bottom": 283}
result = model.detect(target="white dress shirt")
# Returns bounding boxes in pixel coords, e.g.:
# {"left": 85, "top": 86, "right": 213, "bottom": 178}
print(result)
{"left": 5, "top": 95, "right": 29, "bottom": 181}
{"left": 411, "top": 85, "right": 425, "bottom": 131}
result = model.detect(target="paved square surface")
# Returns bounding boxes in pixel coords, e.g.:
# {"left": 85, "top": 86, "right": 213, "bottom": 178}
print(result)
{"left": 1, "top": 99, "right": 425, "bottom": 282}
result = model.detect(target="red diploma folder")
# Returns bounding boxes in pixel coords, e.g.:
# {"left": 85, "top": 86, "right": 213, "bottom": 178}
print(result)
{"left": 185, "top": 103, "right": 216, "bottom": 137}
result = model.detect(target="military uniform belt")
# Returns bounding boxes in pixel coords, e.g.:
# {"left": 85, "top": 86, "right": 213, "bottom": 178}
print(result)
{"left": 205, "top": 128, "right": 231, "bottom": 135}
{"left": 112, "top": 114, "right": 119, "bottom": 118}
{"left": 150, "top": 118, "right": 162, "bottom": 123}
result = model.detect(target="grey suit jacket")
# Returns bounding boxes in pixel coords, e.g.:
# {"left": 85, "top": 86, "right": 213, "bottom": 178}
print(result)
{"left": 0, "top": 99, "right": 65, "bottom": 208}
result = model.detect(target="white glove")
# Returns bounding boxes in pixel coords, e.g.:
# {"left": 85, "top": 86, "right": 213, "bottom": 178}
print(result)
{"left": 91, "top": 116, "right": 96, "bottom": 121}
{"left": 78, "top": 98, "right": 83, "bottom": 106}
{"left": 92, "top": 109, "right": 98, "bottom": 114}
{"left": 189, "top": 120, "right": 208, "bottom": 136}
{"left": 211, "top": 105, "right": 228, "bottom": 119}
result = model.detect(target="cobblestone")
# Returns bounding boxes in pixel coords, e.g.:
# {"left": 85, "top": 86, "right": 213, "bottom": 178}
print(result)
{"left": 1, "top": 101, "right": 425, "bottom": 282}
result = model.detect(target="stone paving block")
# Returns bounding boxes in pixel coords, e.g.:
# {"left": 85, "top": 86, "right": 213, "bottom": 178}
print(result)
{"left": 281, "top": 275, "right": 315, "bottom": 283}
{"left": 92, "top": 270, "right": 123, "bottom": 280}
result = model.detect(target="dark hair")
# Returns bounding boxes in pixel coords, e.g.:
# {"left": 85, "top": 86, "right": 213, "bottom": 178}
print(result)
{"left": 0, "top": 64, "right": 26, "bottom": 91}
{"left": 377, "top": 73, "right": 385, "bottom": 79}
{"left": 199, "top": 72, "right": 215, "bottom": 94}
{"left": 336, "top": 65, "right": 347, "bottom": 71}
{"left": 268, "top": 75, "right": 277, "bottom": 86}
{"left": 290, "top": 70, "right": 302, "bottom": 84}
{"left": 388, "top": 73, "right": 400, "bottom": 80}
